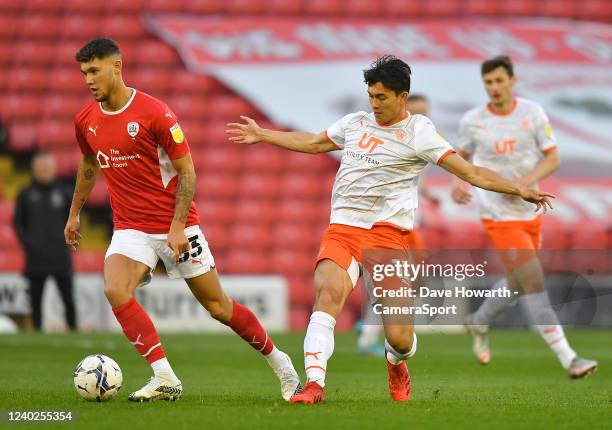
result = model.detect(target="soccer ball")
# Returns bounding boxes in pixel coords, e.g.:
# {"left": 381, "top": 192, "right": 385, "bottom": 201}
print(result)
{"left": 73, "top": 354, "right": 123, "bottom": 402}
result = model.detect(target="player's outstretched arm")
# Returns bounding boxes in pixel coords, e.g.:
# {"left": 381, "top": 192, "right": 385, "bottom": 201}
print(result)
{"left": 64, "top": 154, "right": 99, "bottom": 251}
{"left": 168, "top": 153, "right": 195, "bottom": 262}
{"left": 439, "top": 152, "right": 555, "bottom": 213}
{"left": 226, "top": 116, "right": 337, "bottom": 154}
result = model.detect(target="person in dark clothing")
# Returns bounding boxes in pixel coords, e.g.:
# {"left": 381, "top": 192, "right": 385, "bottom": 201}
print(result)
{"left": 13, "top": 152, "right": 76, "bottom": 330}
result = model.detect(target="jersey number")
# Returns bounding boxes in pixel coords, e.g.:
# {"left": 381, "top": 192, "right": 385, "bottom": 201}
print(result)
{"left": 357, "top": 133, "right": 385, "bottom": 154}
{"left": 178, "top": 235, "right": 203, "bottom": 263}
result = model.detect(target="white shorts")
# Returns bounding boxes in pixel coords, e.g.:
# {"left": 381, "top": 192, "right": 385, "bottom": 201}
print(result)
{"left": 104, "top": 225, "right": 215, "bottom": 282}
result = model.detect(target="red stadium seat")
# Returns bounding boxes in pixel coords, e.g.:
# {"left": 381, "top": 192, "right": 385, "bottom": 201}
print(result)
{"left": 180, "top": 122, "right": 209, "bottom": 148}
{"left": 281, "top": 173, "right": 326, "bottom": 199}
{"left": 73, "top": 251, "right": 105, "bottom": 273}
{"left": 7, "top": 121, "right": 38, "bottom": 152}
{"left": 136, "top": 41, "right": 181, "bottom": 67}
{"left": 196, "top": 173, "right": 240, "bottom": 200}
{"left": 230, "top": 223, "right": 272, "bottom": 249}
{"left": 0, "top": 249, "right": 24, "bottom": 272}
{"left": 240, "top": 145, "right": 285, "bottom": 173}
{"left": 239, "top": 174, "right": 280, "bottom": 199}
{"left": 224, "top": 249, "right": 270, "bottom": 273}
{"left": 538, "top": 0, "right": 577, "bottom": 18}
{"left": 578, "top": 0, "right": 612, "bottom": 20}
{"left": 335, "top": 309, "right": 355, "bottom": 331}
{"left": 0, "top": 0, "right": 22, "bottom": 13}
{"left": 227, "top": 0, "right": 266, "bottom": 14}
{"left": 273, "top": 224, "right": 318, "bottom": 249}
{"left": 203, "top": 122, "right": 233, "bottom": 146}
{"left": 384, "top": 0, "right": 420, "bottom": 16}
{"left": 38, "top": 120, "right": 74, "bottom": 150}
{"left": 283, "top": 151, "right": 338, "bottom": 174}
{"left": 0, "top": 200, "right": 15, "bottom": 225}
{"left": 60, "top": 15, "right": 101, "bottom": 41}
{"left": 0, "top": 47, "right": 9, "bottom": 70}
{"left": 55, "top": 41, "right": 86, "bottom": 66}
{"left": 233, "top": 199, "right": 277, "bottom": 224}
{"left": 65, "top": 0, "right": 106, "bottom": 14}
{"left": 464, "top": 0, "right": 500, "bottom": 16}
{"left": 3, "top": 95, "right": 41, "bottom": 121}
{"left": 194, "top": 147, "right": 242, "bottom": 172}
{"left": 48, "top": 68, "right": 89, "bottom": 95}
{"left": 201, "top": 223, "right": 230, "bottom": 254}
{"left": 13, "top": 41, "right": 57, "bottom": 65}
{"left": 25, "top": 0, "right": 63, "bottom": 13}
{"left": 104, "top": 0, "right": 145, "bottom": 14}
{"left": 209, "top": 95, "right": 254, "bottom": 120}
{"left": 87, "top": 177, "right": 109, "bottom": 207}
{"left": 270, "top": 249, "right": 314, "bottom": 276}
{"left": 51, "top": 149, "right": 82, "bottom": 178}
{"left": 541, "top": 220, "right": 571, "bottom": 249}
{"left": 266, "top": 0, "right": 302, "bottom": 15}
{"left": 421, "top": 0, "right": 461, "bottom": 16}
{"left": 418, "top": 226, "right": 443, "bottom": 249}
{"left": 345, "top": 0, "right": 382, "bottom": 16}
{"left": 439, "top": 223, "right": 487, "bottom": 249}
{"left": 197, "top": 201, "right": 234, "bottom": 224}
{"left": 43, "top": 95, "right": 88, "bottom": 119}
{"left": 168, "top": 95, "right": 208, "bottom": 121}
{"left": 132, "top": 68, "right": 172, "bottom": 97}
{"left": 289, "top": 305, "right": 311, "bottom": 330}
{"left": 303, "top": 0, "right": 343, "bottom": 15}
{"left": 277, "top": 198, "right": 326, "bottom": 224}
{"left": 171, "top": 70, "right": 223, "bottom": 96}
{"left": 570, "top": 222, "right": 609, "bottom": 249}
{"left": 499, "top": 0, "right": 539, "bottom": 16}
{"left": 100, "top": 15, "right": 148, "bottom": 40}
{"left": 287, "top": 275, "right": 314, "bottom": 306}
{"left": 185, "top": 0, "right": 225, "bottom": 14}
{"left": 9, "top": 68, "right": 47, "bottom": 93}
{"left": 145, "top": 0, "right": 185, "bottom": 13}
{"left": 0, "top": 15, "right": 20, "bottom": 40}
{"left": 21, "top": 15, "right": 61, "bottom": 40}
{"left": 0, "top": 224, "right": 18, "bottom": 249}
{"left": 0, "top": 70, "right": 6, "bottom": 93}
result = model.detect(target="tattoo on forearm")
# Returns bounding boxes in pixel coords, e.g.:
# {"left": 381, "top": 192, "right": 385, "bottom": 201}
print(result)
{"left": 70, "top": 159, "right": 98, "bottom": 213}
{"left": 174, "top": 172, "right": 195, "bottom": 223}
{"left": 84, "top": 168, "right": 94, "bottom": 180}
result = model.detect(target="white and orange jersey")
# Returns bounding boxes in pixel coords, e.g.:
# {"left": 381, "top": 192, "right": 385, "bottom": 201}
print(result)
{"left": 457, "top": 97, "right": 557, "bottom": 222}
{"left": 325, "top": 111, "right": 455, "bottom": 230}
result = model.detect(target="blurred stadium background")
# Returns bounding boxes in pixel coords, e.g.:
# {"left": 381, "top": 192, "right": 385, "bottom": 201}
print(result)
{"left": 0, "top": 0, "right": 611, "bottom": 333}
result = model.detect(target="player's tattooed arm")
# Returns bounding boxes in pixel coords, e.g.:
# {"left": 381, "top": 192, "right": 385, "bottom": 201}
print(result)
{"left": 173, "top": 168, "right": 196, "bottom": 224}
{"left": 65, "top": 154, "right": 99, "bottom": 250}
{"left": 168, "top": 154, "right": 196, "bottom": 261}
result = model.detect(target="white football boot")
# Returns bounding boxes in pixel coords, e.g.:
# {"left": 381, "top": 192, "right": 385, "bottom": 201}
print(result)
{"left": 128, "top": 376, "right": 182, "bottom": 402}
{"left": 567, "top": 356, "right": 598, "bottom": 379}
{"left": 272, "top": 351, "right": 302, "bottom": 401}
{"left": 464, "top": 313, "right": 490, "bottom": 365}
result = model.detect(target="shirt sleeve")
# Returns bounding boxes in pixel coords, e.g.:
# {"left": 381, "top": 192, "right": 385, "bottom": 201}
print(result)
{"left": 325, "top": 112, "right": 361, "bottom": 150}
{"left": 74, "top": 120, "right": 93, "bottom": 155}
{"left": 151, "top": 104, "right": 191, "bottom": 160}
{"left": 456, "top": 114, "right": 475, "bottom": 155}
{"left": 415, "top": 118, "right": 456, "bottom": 165}
{"left": 533, "top": 106, "right": 557, "bottom": 153}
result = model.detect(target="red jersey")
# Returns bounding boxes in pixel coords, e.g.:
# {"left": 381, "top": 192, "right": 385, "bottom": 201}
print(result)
{"left": 74, "top": 89, "right": 200, "bottom": 233}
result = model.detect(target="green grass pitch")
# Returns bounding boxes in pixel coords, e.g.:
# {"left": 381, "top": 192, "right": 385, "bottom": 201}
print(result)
{"left": 0, "top": 330, "right": 609, "bottom": 429}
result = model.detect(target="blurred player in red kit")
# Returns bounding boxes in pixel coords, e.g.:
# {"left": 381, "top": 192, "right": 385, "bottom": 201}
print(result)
{"left": 64, "top": 38, "right": 301, "bottom": 402}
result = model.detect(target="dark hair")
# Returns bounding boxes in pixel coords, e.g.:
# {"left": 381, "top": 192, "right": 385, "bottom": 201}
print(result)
{"left": 363, "top": 55, "right": 411, "bottom": 95}
{"left": 407, "top": 93, "right": 427, "bottom": 103}
{"left": 481, "top": 55, "right": 514, "bottom": 77}
{"left": 76, "top": 38, "right": 121, "bottom": 63}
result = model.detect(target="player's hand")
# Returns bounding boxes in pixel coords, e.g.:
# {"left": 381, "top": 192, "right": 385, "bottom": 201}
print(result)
{"left": 168, "top": 224, "right": 189, "bottom": 263}
{"left": 517, "top": 185, "right": 555, "bottom": 213}
{"left": 64, "top": 215, "right": 82, "bottom": 252}
{"left": 451, "top": 182, "right": 472, "bottom": 204}
{"left": 225, "top": 116, "right": 263, "bottom": 145}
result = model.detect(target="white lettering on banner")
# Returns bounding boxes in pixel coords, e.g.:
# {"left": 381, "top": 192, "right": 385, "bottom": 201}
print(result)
{"left": 565, "top": 33, "right": 612, "bottom": 63}
{"left": 295, "top": 24, "right": 449, "bottom": 57}
{"left": 184, "top": 29, "right": 302, "bottom": 60}
{"left": 449, "top": 29, "right": 536, "bottom": 59}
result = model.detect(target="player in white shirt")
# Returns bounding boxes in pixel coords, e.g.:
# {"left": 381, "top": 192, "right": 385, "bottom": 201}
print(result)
{"left": 227, "top": 55, "right": 553, "bottom": 403}
{"left": 453, "top": 55, "right": 597, "bottom": 378}
{"left": 356, "top": 94, "right": 439, "bottom": 358}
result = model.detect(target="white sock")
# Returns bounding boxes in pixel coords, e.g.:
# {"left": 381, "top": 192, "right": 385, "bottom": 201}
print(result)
{"left": 472, "top": 278, "right": 518, "bottom": 325}
{"left": 264, "top": 345, "right": 288, "bottom": 371}
{"left": 519, "top": 292, "right": 577, "bottom": 369}
{"left": 303, "top": 311, "right": 336, "bottom": 388}
{"left": 358, "top": 324, "right": 383, "bottom": 349}
{"left": 151, "top": 357, "right": 179, "bottom": 382}
{"left": 385, "top": 333, "right": 417, "bottom": 365}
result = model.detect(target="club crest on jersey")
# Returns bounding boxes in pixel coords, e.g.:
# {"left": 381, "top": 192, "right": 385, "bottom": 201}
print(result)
{"left": 127, "top": 122, "right": 139, "bottom": 138}
{"left": 395, "top": 129, "right": 407, "bottom": 140}
{"left": 169, "top": 123, "right": 184, "bottom": 144}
